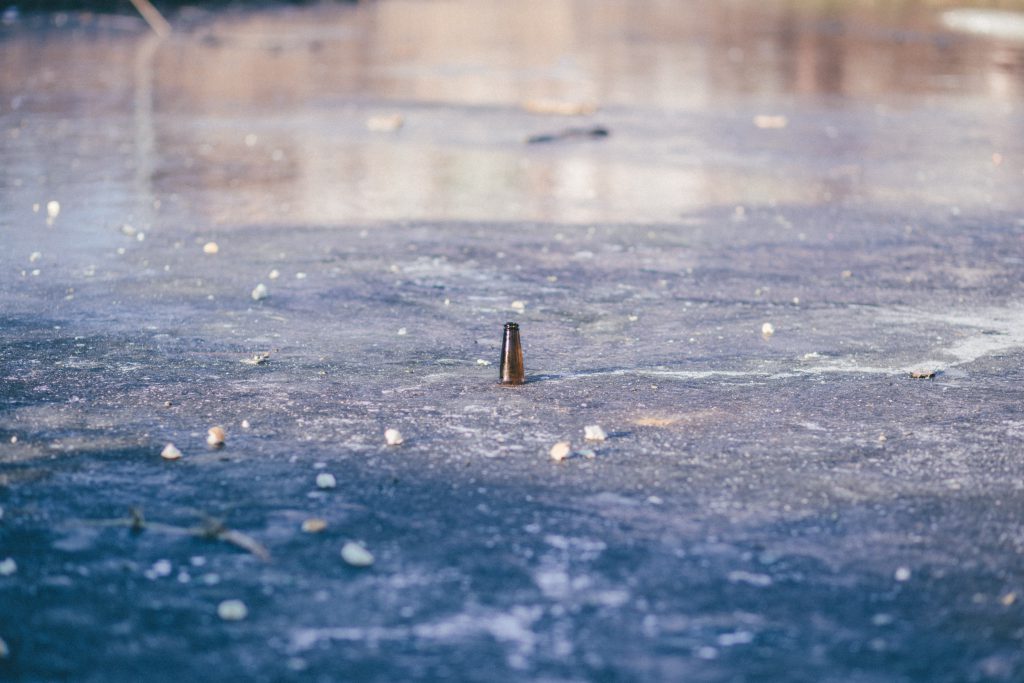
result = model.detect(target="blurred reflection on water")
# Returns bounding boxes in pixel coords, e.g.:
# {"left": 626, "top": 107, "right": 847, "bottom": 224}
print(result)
{"left": 1, "top": 0, "right": 1022, "bottom": 234}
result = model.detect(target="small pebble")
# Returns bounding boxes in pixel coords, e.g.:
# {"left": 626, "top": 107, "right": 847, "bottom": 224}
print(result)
{"left": 894, "top": 566, "right": 911, "bottom": 582}
{"left": 476, "top": 359, "right": 491, "bottom": 366}
{"left": 202, "top": 241, "right": 219, "bottom": 254}
{"left": 150, "top": 559, "right": 172, "bottom": 577}
{"left": 0, "top": 558, "right": 16, "bottom": 576}
{"left": 384, "top": 428, "right": 404, "bottom": 446}
{"left": 315, "top": 473, "right": 337, "bottom": 489}
{"left": 549, "top": 441, "right": 571, "bottom": 462}
{"left": 510, "top": 300, "right": 526, "bottom": 313}
{"left": 251, "top": 283, "right": 268, "bottom": 301}
{"left": 268, "top": 269, "right": 280, "bottom": 280}
{"left": 761, "top": 322, "right": 775, "bottom": 338}
{"left": 397, "top": 328, "right": 407, "bottom": 336}
{"left": 160, "top": 443, "right": 182, "bottom": 460}
{"left": 241, "top": 419, "right": 251, "bottom": 429}
{"left": 206, "top": 426, "right": 226, "bottom": 447}
{"left": 301, "top": 518, "right": 327, "bottom": 533}
{"left": 29, "top": 251, "right": 41, "bottom": 263}
{"left": 341, "top": 542, "right": 374, "bottom": 567}
{"left": 46, "top": 200, "right": 60, "bottom": 219}
{"left": 217, "top": 599, "right": 248, "bottom": 621}
{"left": 583, "top": 425, "right": 607, "bottom": 442}
{"left": 366, "top": 113, "right": 404, "bottom": 132}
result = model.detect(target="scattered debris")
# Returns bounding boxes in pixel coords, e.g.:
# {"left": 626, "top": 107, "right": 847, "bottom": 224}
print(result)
{"left": 251, "top": 283, "right": 268, "bottom": 301}
{"left": 202, "top": 241, "right": 219, "bottom": 254}
{"left": 0, "top": 558, "right": 16, "bottom": 576}
{"left": 366, "top": 114, "right": 404, "bottom": 132}
{"left": 217, "top": 599, "right": 248, "bottom": 621}
{"left": 910, "top": 370, "right": 936, "bottom": 379}
{"left": 526, "top": 126, "right": 609, "bottom": 144}
{"left": 85, "top": 510, "right": 270, "bottom": 560}
{"left": 315, "top": 473, "right": 337, "bottom": 489}
{"left": 522, "top": 99, "right": 597, "bottom": 116}
{"left": 633, "top": 415, "right": 679, "bottom": 427}
{"left": 160, "top": 443, "right": 182, "bottom": 460}
{"left": 761, "top": 322, "right": 775, "bottom": 339}
{"left": 206, "top": 426, "right": 226, "bottom": 448}
{"left": 301, "top": 518, "right": 327, "bottom": 533}
{"left": 753, "top": 114, "right": 788, "bottom": 129}
{"left": 583, "top": 425, "right": 607, "bottom": 442}
{"left": 242, "top": 352, "right": 271, "bottom": 366}
{"left": 341, "top": 541, "right": 374, "bottom": 567}
{"left": 549, "top": 441, "right": 571, "bottom": 462}
{"left": 384, "top": 428, "right": 404, "bottom": 446}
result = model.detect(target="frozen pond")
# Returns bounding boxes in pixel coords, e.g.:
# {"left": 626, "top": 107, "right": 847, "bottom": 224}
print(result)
{"left": 2, "top": 1, "right": 1024, "bottom": 680}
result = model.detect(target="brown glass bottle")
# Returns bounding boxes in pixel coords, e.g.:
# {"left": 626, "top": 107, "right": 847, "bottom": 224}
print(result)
{"left": 499, "top": 322, "right": 525, "bottom": 385}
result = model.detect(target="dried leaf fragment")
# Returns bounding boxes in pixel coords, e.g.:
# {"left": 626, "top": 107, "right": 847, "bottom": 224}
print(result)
{"left": 522, "top": 99, "right": 597, "bottom": 116}
{"left": 301, "top": 518, "right": 327, "bottom": 533}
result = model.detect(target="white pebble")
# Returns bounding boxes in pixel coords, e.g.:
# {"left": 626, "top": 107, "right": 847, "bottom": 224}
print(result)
{"left": 268, "top": 269, "right": 280, "bottom": 279}
{"left": 397, "top": 328, "right": 407, "bottom": 336}
{"left": 217, "top": 599, "right": 248, "bottom": 621}
{"left": 549, "top": 441, "right": 571, "bottom": 462}
{"left": 366, "top": 113, "right": 403, "bottom": 132}
{"left": 202, "top": 241, "right": 219, "bottom": 254}
{"left": 385, "top": 428, "right": 404, "bottom": 446}
{"left": 341, "top": 542, "right": 374, "bottom": 567}
{"left": 510, "top": 300, "right": 526, "bottom": 313}
{"left": 476, "top": 359, "right": 491, "bottom": 366}
{"left": 151, "top": 559, "right": 172, "bottom": 577}
{"left": 241, "top": 419, "right": 251, "bottom": 429}
{"left": 315, "top": 473, "right": 337, "bottom": 489}
{"left": 894, "top": 566, "right": 911, "bottom": 582}
{"left": 29, "top": 251, "right": 41, "bottom": 263}
{"left": 251, "top": 283, "right": 268, "bottom": 301}
{"left": 761, "top": 322, "right": 775, "bottom": 338}
{"left": 206, "top": 426, "right": 226, "bottom": 447}
{"left": 583, "top": 425, "right": 607, "bottom": 442}
{"left": 160, "top": 443, "right": 182, "bottom": 460}
{"left": 0, "top": 558, "right": 16, "bottom": 576}
{"left": 46, "top": 200, "right": 60, "bottom": 219}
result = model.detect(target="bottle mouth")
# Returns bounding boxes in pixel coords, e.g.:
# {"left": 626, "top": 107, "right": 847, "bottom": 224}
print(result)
{"left": 504, "top": 322, "right": 519, "bottom": 330}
